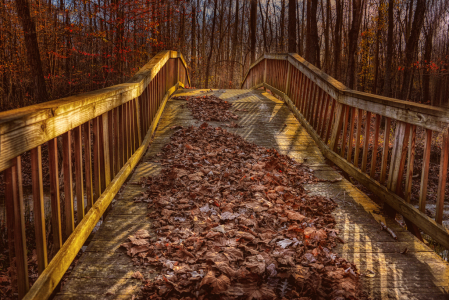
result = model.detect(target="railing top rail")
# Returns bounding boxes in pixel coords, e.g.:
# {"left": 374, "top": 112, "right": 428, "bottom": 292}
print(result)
{"left": 0, "top": 50, "right": 189, "bottom": 173}
{"left": 242, "top": 53, "right": 449, "bottom": 128}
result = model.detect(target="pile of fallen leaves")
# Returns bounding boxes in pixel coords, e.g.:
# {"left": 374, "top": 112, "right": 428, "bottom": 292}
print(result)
{"left": 122, "top": 123, "right": 365, "bottom": 299}
{"left": 174, "top": 95, "right": 240, "bottom": 124}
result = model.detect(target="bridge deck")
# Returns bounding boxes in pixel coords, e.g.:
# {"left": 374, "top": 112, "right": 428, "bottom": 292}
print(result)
{"left": 56, "top": 89, "right": 449, "bottom": 299}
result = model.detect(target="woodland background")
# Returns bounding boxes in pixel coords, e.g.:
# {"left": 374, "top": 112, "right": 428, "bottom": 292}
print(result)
{"left": 0, "top": 0, "right": 448, "bottom": 112}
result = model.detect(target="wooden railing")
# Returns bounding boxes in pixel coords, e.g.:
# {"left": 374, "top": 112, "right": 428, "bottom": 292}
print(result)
{"left": 242, "top": 53, "right": 449, "bottom": 249}
{"left": 0, "top": 50, "right": 189, "bottom": 299}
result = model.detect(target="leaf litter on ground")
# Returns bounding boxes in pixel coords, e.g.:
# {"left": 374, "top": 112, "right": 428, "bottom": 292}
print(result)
{"left": 173, "top": 94, "right": 242, "bottom": 127}
{"left": 120, "top": 122, "right": 367, "bottom": 299}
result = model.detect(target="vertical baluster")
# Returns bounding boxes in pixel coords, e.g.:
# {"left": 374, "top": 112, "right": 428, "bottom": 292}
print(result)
{"left": 126, "top": 101, "right": 131, "bottom": 159}
{"left": 324, "top": 99, "right": 336, "bottom": 145}
{"left": 48, "top": 138, "right": 62, "bottom": 250}
{"left": 301, "top": 77, "right": 310, "bottom": 114}
{"left": 290, "top": 69, "right": 296, "bottom": 105}
{"left": 74, "top": 126, "right": 84, "bottom": 223}
{"left": 108, "top": 111, "right": 114, "bottom": 177}
{"left": 129, "top": 100, "right": 134, "bottom": 153}
{"left": 346, "top": 107, "right": 356, "bottom": 161}
{"left": 135, "top": 97, "right": 142, "bottom": 146}
{"left": 340, "top": 106, "right": 350, "bottom": 157}
{"left": 31, "top": 146, "right": 48, "bottom": 274}
{"left": 369, "top": 115, "right": 382, "bottom": 178}
{"left": 5, "top": 157, "right": 29, "bottom": 298}
{"left": 148, "top": 80, "right": 153, "bottom": 123}
{"left": 102, "top": 112, "right": 111, "bottom": 186}
{"left": 306, "top": 83, "right": 316, "bottom": 122}
{"left": 139, "top": 93, "right": 145, "bottom": 139}
{"left": 379, "top": 118, "right": 391, "bottom": 184}
{"left": 114, "top": 107, "right": 120, "bottom": 174}
{"left": 120, "top": 104, "right": 125, "bottom": 166}
{"left": 315, "top": 89, "right": 325, "bottom": 131}
{"left": 419, "top": 129, "right": 432, "bottom": 211}
{"left": 354, "top": 109, "right": 363, "bottom": 167}
{"left": 93, "top": 117, "right": 102, "bottom": 200}
{"left": 319, "top": 94, "right": 329, "bottom": 138}
{"left": 387, "top": 122, "right": 410, "bottom": 194}
{"left": 330, "top": 103, "right": 345, "bottom": 152}
{"left": 310, "top": 87, "right": 320, "bottom": 128}
{"left": 404, "top": 125, "right": 416, "bottom": 202}
{"left": 296, "top": 72, "right": 306, "bottom": 110}
{"left": 146, "top": 87, "right": 150, "bottom": 130}
{"left": 62, "top": 131, "right": 74, "bottom": 238}
{"left": 361, "top": 111, "right": 371, "bottom": 172}
{"left": 285, "top": 63, "right": 291, "bottom": 95}
{"left": 436, "top": 129, "right": 449, "bottom": 224}
{"left": 83, "top": 121, "right": 93, "bottom": 210}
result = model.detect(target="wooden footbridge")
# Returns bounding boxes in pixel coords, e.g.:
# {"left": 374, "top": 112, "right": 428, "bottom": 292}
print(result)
{"left": 1, "top": 51, "right": 448, "bottom": 299}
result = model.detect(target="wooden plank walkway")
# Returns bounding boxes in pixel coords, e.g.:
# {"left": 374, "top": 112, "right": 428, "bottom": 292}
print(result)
{"left": 56, "top": 89, "right": 449, "bottom": 300}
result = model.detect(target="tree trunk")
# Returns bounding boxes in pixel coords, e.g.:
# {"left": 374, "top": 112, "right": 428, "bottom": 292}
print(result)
{"left": 372, "top": 1, "right": 382, "bottom": 94}
{"left": 423, "top": 27, "right": 433, "bottom": 105}
{"left": 230, "top": 0, "right": 239, "bottom": 87}
{"left": 324, "top": 0, "right": 331, "bottom": 72}
{"left": 333, "top": 0, "right": 343, "bottom": 79}
{"left": 205, "top": 0, "right": 218, "bottom": 88}
{"left": 305, "top": 0, "right": 319, "bottom": 67}
{"left": 280, "top": 0, "right": 285, "bottom": 51}
{"left": 15, "top": 0, "right": 49, "bottom": 103}
{"left": 250, "top": 0, "right": 257, "bottom": 64}
{"left": 191, "top": 0, "right": 197, "bottom": 87}
{"left": 288, "top": 0, "right": 296, "bottom": 53}
{"left": 383, "top": 0, "right": 394, "bottom": 96}
{"left": 401, "top": 0, "right": 426, "bottom": 100}
{"left": 346, "top": 0, "right": 363, "bottom": 89}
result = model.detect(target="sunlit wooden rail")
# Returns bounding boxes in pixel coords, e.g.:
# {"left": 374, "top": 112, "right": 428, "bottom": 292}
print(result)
{"left": 242, "top": 53, "right": 449, "bottom": 250}
{"left": 0, "top": 50, "right": 189, "bottom": 299}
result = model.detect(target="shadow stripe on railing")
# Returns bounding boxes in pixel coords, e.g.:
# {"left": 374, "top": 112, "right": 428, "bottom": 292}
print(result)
{"left": 0, "top": 50, "right": 189, "bottom": 299}
{"left": 242, "top": 53, "right": 449, "bottom": 250}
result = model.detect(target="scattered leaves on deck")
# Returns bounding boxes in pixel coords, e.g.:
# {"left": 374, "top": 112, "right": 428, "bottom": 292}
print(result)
{"left": 120, "top": 124, "right": 365, "bottom": 299}
{"left": 174, "top": 94, "right": 241, "bottom": 125}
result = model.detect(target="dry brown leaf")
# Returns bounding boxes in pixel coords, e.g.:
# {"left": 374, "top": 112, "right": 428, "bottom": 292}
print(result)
{"left": 132, "top": 271, "right": 144, "bottom": 280}
{"left": 200, "top": 270, "right": 231, "bottom": 294}
{"left": 246, "top": 284, "right": 276, "bottom": 300}
{"left": 286, "top": 210, "right": 306, "bottom": 222}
